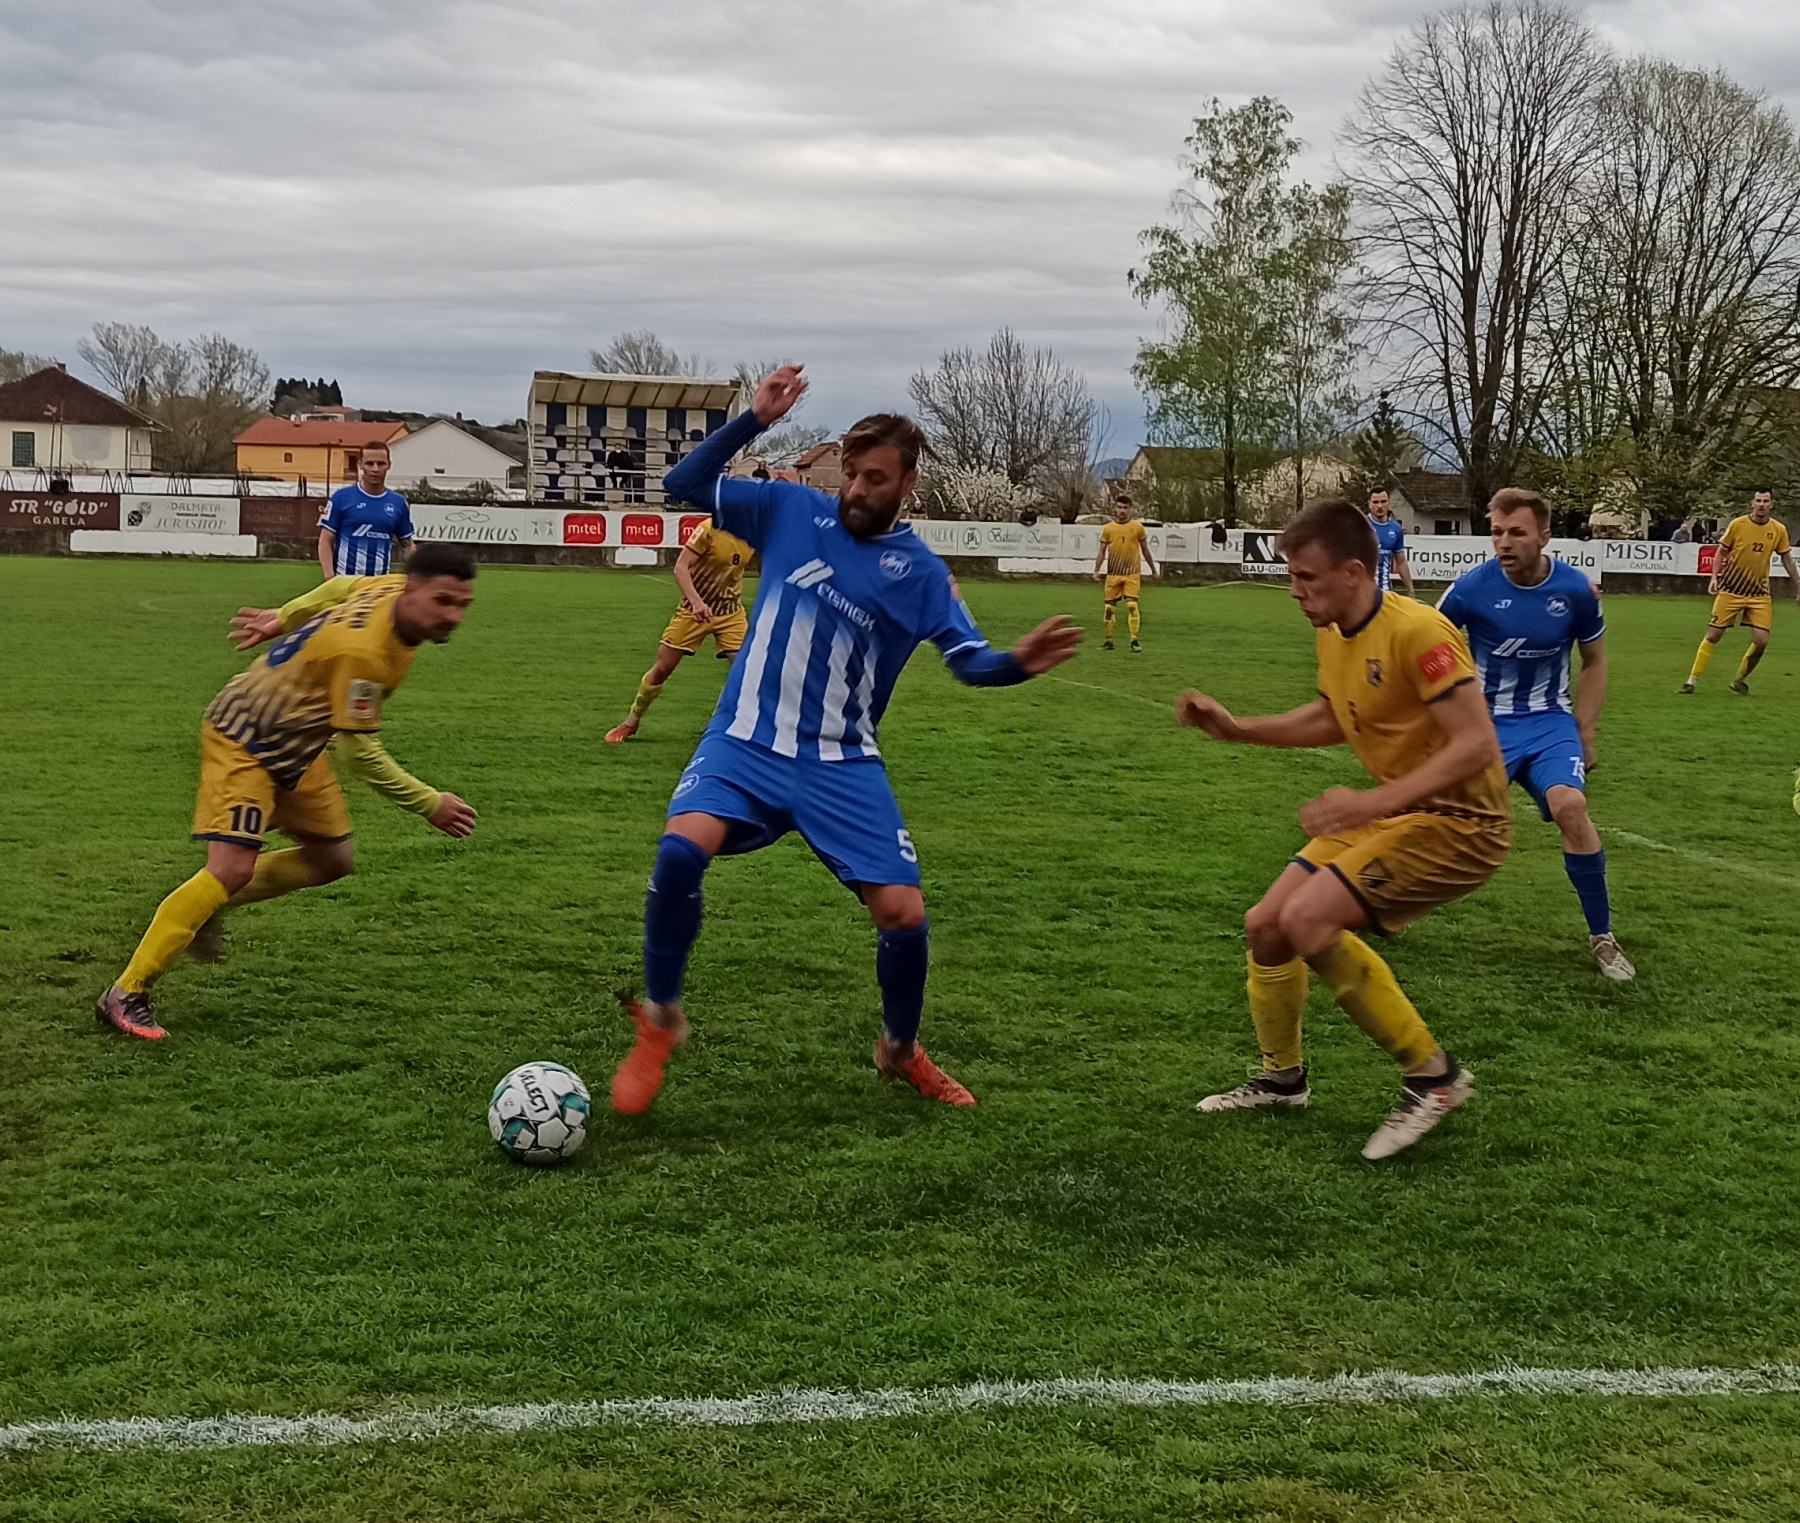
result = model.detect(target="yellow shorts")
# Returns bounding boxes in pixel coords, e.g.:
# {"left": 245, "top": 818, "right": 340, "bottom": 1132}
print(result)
{"left": 1710, "top": 592, "right": 1773, "bottom": 630}
{"left": 661, "top": 605, "right": 748, "bottom": 655}
{"left": 192, "top": 723, "right": 351, "bottom": 849}
{"left": 1104, "top": 574, "right": 1142, "bottom": 601}
{"left": 1297, "top": 811, "right": 1511, "bottom": 934}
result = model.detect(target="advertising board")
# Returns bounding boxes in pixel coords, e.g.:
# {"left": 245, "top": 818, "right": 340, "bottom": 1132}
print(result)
{"left": 2, "top": 493, "right": 119, "bottom": 531}
{"left": 120, "top": 497, "right": 240, "bottom": 535}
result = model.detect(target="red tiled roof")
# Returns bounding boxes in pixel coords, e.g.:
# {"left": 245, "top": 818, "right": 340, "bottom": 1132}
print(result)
{"left": 0, "top": 367, "right": 155, "bottom": 429}
{"left": 236, "top": 417, "right": 408, "bottom": 448}
{"left": 794, "top": 442, "right": 840, "bottom": 468}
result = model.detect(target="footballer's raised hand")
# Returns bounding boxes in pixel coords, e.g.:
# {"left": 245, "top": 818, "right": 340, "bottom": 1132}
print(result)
{"left": 230, "top": 607, "right": 283, "bottom": 650}
{"left": 429, "top": 793, "right": 478, "bottom": 838}
{"left": 1013, "top": 615, "right": 1082, "bottom": 675}
{"left": 753, "top": 365, "right": 808, "bottom": 425}
{"left": 1176, "top": 690, "right": 1244, "bottom": 741}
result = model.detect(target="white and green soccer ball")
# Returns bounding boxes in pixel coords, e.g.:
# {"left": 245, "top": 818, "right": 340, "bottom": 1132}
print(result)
{"left": 488, "top": 1061, "right": 591, "bottom": 1167}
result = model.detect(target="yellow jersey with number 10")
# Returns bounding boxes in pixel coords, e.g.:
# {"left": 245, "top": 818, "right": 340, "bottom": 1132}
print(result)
{"left": 1715, "top": 514, "right": 1791, "bottom": 597}
{"left": 1100, "top": 519, "right": 1148, "bottom": 575}
{"left": 205, "top": 575, "right": 419, "bottom": 790}
{"left": 1314, "top": 592, "right": 1510, "bottom": 824}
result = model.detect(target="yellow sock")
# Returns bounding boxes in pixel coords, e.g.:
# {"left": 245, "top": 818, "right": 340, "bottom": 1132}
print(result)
{"left": 629, "top": 675, "right": 665, "bottom": 720}
{"left": 118, "top": 869, "right": 231, "bottom": 993}
{"left": 1306, "top": 932, "right": 1439, "bottom": 1070}
{"left": 1103, "top": 603, "right": 1116, "bottom": 640}
{"left": 1126, "top": 599, "right": 1141, "bottom": 640}
{"left": 1247, "top": 954, "right": 1308, "bottom": 1071}
{"left": 1736, "top": 647, "right": 1758, "bottom": 680}
{"left": 1690, "top": 639, "right": 1716, "bottom": 680}
{"left": 228, "top": 848, "right": 319, "bottom": 907}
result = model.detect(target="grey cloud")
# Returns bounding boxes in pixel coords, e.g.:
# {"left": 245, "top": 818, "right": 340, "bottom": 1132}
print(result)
{"left": 3, "top": 1, "right": 1798, "bottom": 429}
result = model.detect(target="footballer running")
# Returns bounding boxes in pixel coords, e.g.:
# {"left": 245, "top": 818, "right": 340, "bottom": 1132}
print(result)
{"left": 1180, "top": 499, "right": 1511, "bottom": 1160}
{"left": 96, "top": 545, "right": 480, "bottom": 1039}
{"left": 605, "top": 517, "right": 755, "bottom": 743}
{"left": 1682, "top": 489, "right": 1798, "bottom": 694}
{"left": 1438, "top": 489, "right": 1632, "bottom": 979}
{"left": 611, "top": 364, "right": 1081, "bottom": 1114}
{"left": 1093, "top": 494, "right": 1158, "bottom": 650}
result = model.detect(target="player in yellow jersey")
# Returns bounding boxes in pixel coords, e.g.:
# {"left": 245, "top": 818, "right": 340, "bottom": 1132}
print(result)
{"left": 1683, "top": 490, "right": 1798, "bottom": 694}
{"left": 1092, "top": 496, "right": 1158, "bottom": 651}
{"left": 1179, "top": 499, "right": 1511, "bottom": 1160}
{"left": 606, "top": 520, "right": 754, "bottom": 742}
{"left": 95, "top": 544, "right": 480, "bottom": 1040}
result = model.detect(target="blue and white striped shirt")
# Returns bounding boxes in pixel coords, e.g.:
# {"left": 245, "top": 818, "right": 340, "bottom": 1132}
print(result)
{"left": 1437, "top": 557, "right": 1605, "bottom": 719}
{"left": 320, "top": 486, "right": 414, "bottom": 577}
{"left": 663, "top": 414, "right": 1021, "bottom": 762}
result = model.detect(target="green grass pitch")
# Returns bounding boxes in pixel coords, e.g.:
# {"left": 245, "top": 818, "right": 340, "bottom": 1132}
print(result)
{"left": 2, "top": 555, "right": 1799, "bottom": 1520}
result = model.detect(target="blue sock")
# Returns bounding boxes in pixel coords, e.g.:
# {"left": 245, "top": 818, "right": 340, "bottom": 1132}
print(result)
{"left": 1563, "top": 849, "right": 1611, "bottom": 936}
{"left": 644, "top": 833, "right": 711, "bottom": 1004}
{"left": 875, "top": 918, "right": 930, "bottom": 1045}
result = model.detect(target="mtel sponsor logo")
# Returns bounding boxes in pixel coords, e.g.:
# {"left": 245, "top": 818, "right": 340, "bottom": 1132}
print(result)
{"left": 562, "top": 513, "right": 607, "bottom": 545}
{"left": 621, "top": 514, "right": 664, "bottom": 546}
{"left": 1698, "top": 545, "right": 1720, "bottom": 575}
{"left": 679, "top": 514, "right": 709, "bottom": 545}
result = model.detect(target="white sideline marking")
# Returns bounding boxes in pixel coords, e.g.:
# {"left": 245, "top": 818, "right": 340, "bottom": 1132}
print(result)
{"left": 1604, "top": 829, "right": 1800, "bottom": 889}
{"left": 4, "top": 1365, "right": 1797, "bottom": 1455}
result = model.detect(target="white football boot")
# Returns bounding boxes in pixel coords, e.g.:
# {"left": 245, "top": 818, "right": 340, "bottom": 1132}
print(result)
{"left": 1590, "top": 933, "right": 1635, "bottom": 981}
{"left": 1197, "top": 1070, "right": 1311, "bottom": 1112}
{"left": 1362, "top": 1067, "right": 1474, "bottom": 1159}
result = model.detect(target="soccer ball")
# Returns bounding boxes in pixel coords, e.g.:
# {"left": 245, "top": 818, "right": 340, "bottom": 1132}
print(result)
{"left": 488, "top": 1061, "right": 591, "bottom": 1167}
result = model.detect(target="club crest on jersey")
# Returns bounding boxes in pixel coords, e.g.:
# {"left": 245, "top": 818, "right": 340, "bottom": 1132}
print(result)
{"left": 1366, "top": 658, "right": 1383, "bottom": 686}
{"left": 879, "top": 550, "right": 912, "bottom": 580}
{"left": 1546, "top": 595, "right": 1569, "bottom": 616}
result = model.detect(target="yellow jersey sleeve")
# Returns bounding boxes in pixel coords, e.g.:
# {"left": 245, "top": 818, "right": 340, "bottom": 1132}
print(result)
{"left": 685, "top": 523, "right": 715, "bottom": 556}
{"left": 1396, "top": 603, "right": 1478, "bottom": 703}
{"left": 1777, "top": 521, "right": 1793, "bottom": 556}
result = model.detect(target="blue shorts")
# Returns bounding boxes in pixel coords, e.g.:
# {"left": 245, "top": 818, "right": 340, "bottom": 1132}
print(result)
{"left": 1497, "top": 712, "right": 1585, "bottom": 821}
{"left": 668, "top": 732, "right": 921, "bottom": 887}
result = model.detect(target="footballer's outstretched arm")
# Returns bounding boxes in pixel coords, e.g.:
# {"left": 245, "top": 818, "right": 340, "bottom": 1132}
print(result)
{"left": 331, "top": 732, "right": 476, "bottom": 838}
{"left": 938, "top": 615, "right": 1082, "bottom": 687}
{"left": 1178, "top": 692, "right": 1346, "bottom": 749}
{"left": 1296, "top": 680, "right": 1501, "bottom": 837}
{"left": 229, "top": 576, "right": 363, "bottom": 649}
{"left": 661, "top": 364, "right": 807, "bottom": 508}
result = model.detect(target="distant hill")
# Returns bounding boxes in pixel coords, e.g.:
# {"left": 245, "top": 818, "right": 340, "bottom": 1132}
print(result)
{"left": 1093, "top": 456, "right": 1134, "bottom": 481}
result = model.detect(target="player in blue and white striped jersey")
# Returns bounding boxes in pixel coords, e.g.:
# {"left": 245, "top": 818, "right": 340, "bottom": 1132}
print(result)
{"left": 317, "top": 441, "right": 415, "bottom": 579}
{"left": 611, "top": 365, "right": 1082, "bottom": 1116}
{"left": 1437, "top": 488, "right": 1632, "bottom": 980}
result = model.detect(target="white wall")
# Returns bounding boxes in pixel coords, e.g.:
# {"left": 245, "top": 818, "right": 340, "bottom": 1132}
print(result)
{"left": 2, "top": 421, "right": 149, "bottom": 472}
{"left": 390, "top": 421, "right": 520, "bottom": 491}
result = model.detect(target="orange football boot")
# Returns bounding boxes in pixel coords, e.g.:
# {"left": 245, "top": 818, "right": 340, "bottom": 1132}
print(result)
{"left": 876, "top": 1038, "right": 976, "bottom": 1106}
{"left": 611, "top": 1001, "right": 683, "bottom": 1113}
{"left": 604, "top": 718, "right": 639, "bottom": 744}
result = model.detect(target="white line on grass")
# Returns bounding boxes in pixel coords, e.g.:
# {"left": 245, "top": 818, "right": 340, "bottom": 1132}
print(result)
{"left": 4, "top": 1365, "right": 1797, "bottom": 1455}
{"left": 1603, "top": 828, "right": 1800, "bottom": 889}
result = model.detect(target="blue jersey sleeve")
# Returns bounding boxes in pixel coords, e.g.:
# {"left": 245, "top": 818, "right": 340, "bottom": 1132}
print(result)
{"left": 924, "top": 567, "right": 1028, "bottom": 687}
{"left": 1571, "top": 579, "right": 1605, "bottom": 644}
{"left": 320, "top": 490, "right": 346, "bottom": 533}
{"left": 394, "top": 495, "right": 415, "bottom": 541}
{"left": 1435, "top": 574, "right": 1469, "bottom": 626}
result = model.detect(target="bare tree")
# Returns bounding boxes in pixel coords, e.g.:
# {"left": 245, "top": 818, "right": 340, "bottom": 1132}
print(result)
{"left": 1, "top": 347, "right": 59, "bottom": 384}
{"left": 1542, "top": 61, "right": 1800, "bottom": 518}
{"left": 908, "top": 328, "right": 1096, "bottom": 493}
{"left": 1343, "top": 2, "right": 1606, "bottom": 515}
{"left": 77, "top": 322, "right": 169, "bottom": 405}
{"left": 590, "top": 330, "right": 714, "bottom": 377}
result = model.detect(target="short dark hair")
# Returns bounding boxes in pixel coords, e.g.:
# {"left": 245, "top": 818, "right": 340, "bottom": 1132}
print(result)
{"left": 361, "top": 440, "right": 391, "bottom": 457}
{"left": 1488, "top": 487, "right": 1550, "bottom": 531}
{"left": 406, "top": 542, "right": 477, "bottom": 580}
{"left": 1276, "top": 498, "right": 1379, "bottom": 571}
{"left": 841, "top": 413, "right": 927, "bottom": 472}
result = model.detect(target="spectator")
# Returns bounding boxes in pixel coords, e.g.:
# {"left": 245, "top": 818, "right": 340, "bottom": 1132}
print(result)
{"left": 1210, "top": 520, "right": 1228, "bottom": 548}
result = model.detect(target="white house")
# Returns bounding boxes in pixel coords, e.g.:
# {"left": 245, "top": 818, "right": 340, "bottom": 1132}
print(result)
{"left": 388, "top": 418, "right": 524, "bottom": 493}
{"left": 0, "top": 365, "right": 156, "bottom": 475}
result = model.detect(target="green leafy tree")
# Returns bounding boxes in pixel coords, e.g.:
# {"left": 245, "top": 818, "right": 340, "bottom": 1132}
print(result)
{"left": 1130, "top": 97, "right": 1351, "bottom": 525}
{"left": 1342, "top": 391, "right": 1418, "bottom": 501}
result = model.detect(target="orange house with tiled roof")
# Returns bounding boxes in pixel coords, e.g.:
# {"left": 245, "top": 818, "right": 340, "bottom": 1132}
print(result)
{"left": 236, "top": 416, "right": 408, "bottom": 487}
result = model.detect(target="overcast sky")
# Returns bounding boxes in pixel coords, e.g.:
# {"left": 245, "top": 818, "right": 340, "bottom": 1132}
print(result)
{"left": 3, "top": 1, "right": 1797, "bottom": 440}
